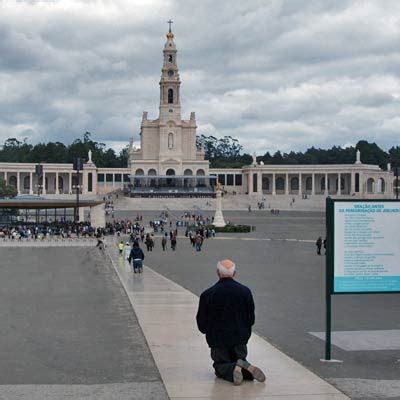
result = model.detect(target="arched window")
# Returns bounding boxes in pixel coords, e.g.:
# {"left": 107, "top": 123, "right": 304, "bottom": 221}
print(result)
{"left": 168, "top": 55, "right": 173, "bottom": 63}
{"left": 168, "top": 88, "right": 173, "bottom": 104}
{"left": 168, "top": 133, "right": 174, "bottom": 149}
{"left": 290, "top": 177, "right": 299, "bottom": 191}
{"left": 184, "top": 169, "right": 192, "bottom": 188}
{"left": 166, "top": 168, "right": 175, "bottom": 187}
{"left": 196, "top": 169, "right": 205, "bottom": 187}
{"left": 135, "top": 169, "right": 144, "bottom": 176}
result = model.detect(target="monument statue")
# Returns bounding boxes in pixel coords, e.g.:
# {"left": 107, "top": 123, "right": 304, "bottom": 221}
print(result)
{"left": 355, "top": 149, "right": 361, "bottom": 164}
{"left": 214, "top": 182, "right": 226, "bottom": 227}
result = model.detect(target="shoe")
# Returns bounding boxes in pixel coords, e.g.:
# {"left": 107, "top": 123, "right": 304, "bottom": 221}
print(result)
{"left": 233, "top": 365, "right": 243, "bottom": 386}
{"left": 236, "top": 359, "right": 265, "bottom": 382}
{"left": 134, "top": 269, "right": 137, "bottom": 273}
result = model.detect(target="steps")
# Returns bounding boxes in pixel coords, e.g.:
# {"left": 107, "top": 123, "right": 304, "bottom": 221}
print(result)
{"left": 113, "top": 194, "right": 329, "bottom": 211}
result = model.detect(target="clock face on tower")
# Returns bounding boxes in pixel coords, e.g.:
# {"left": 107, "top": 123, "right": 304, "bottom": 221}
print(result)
{"left": 168, "top": 69, "right": 174, "bottom": 77}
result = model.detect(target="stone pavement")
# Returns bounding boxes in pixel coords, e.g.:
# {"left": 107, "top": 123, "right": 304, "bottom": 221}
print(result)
{"left": 0, "top": 246, "right": 168, "bottom": 400}
{"left": 106, "top": 238, "right": 349, "bottom": 400}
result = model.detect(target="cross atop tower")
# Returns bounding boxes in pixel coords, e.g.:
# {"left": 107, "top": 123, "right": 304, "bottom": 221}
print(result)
{"left": 167, "top": 19, "right": 173, "bottom": 32}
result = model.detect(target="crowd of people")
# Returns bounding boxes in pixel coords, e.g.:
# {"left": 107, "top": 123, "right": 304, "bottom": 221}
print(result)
{"left": 0, "top": 222, "right": 101, "bottom": 240}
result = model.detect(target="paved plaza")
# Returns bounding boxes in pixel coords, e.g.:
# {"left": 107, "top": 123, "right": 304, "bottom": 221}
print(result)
{"left": 0, "top": 246, "right": 168, "bottom": 399}
{"left": 114, "top": 209, "right": 400, "bottom": 399}
{"left": 0, "top": 209, "right": 399, "bottom": 399}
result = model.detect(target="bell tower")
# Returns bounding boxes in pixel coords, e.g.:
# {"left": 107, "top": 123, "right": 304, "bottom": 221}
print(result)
{"left": 159, "top": 20, "right": 181, "bottom": 122}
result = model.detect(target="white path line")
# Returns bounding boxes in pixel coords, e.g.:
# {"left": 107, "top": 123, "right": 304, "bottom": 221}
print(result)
{"left": 106, "top": 240, "right": 349, "bottom": 400}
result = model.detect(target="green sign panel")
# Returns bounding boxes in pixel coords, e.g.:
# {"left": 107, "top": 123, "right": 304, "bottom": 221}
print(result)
{"left": 327, "top": 199, "right": 400, "bottom": 294}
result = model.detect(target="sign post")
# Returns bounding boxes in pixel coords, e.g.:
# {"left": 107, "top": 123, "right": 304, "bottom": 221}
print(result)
{"left": 325, "top": 198, "right": 400, "bottom": 361}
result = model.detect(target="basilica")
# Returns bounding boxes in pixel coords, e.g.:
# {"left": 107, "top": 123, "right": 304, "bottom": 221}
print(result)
{"left": 128, "top": 25, "right": 213, "bottom": 195}
{"left": 0, "top": 28, "right": 395, "bottom": 200}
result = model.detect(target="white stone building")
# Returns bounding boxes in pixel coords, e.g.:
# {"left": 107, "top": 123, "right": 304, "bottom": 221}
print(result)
{"left": 128, "top": 27, "right": 211, "bottom": 194}
{"left": 0, "top": 28, "right": 397, "bottom": 199}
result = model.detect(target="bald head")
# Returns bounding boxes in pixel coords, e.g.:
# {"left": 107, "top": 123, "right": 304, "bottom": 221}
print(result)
{"left": 217, "top": 259, "right": 236, "bottom": 278}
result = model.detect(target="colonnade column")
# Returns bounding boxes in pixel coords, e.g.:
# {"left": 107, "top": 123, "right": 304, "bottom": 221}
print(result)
{"left": 338, "top": 173, "right": 341, "bottom": 195}
{"left": 42, "top": 171, "right": 46, "bottom": 194}
{"left": 324, "top": 173, "right": 328, "bottom": 195}
{"left": 272, "top": 173, "right": 276, "bottom": 195}
{"left": 247, "top": 172, "right": 252, "bottom": 194}
{"left": 257, "top": 172, "right": 262, "bottom": 195}
{"left": 285, "top": 173, "right": 289, "bottom": 195}
{"left": 55, "top": 172, "right": 59, "bottom": 194}
{"left": 17, "top": 172, "right": 20, "bottom": 194}
{"left": 311, "top": 174, "right": 315, "bottom": 195}
{"left": 69, "top": 172, "right": 72, "bottom": 194}
{"left": 299, "top": 173, "right": 302, "bottom": 195}
{"left": 4, "top": 171, "right": 7, "bottom": 184}
{"left": 351, "top": 172, "right": 355, "bottom": 195}
{"left": 29, "top": 172, "right": 33, "bottom": 194}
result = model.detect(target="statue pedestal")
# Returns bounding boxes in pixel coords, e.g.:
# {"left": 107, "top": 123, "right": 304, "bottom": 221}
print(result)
{"left": 213, "top": 189, "right": 226, "bottom": 227}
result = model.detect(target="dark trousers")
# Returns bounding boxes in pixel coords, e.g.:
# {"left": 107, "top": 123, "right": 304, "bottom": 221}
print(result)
{"left": 210, "top": 345, "right": 253, "bottom": 382}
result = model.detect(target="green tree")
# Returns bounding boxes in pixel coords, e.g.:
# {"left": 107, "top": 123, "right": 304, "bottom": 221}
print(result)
{"left": 388, "top": 146, "right": 400, "bottom": 168}
{"left": 355, "top": 140, "right": 388, "bottom": 168}
{"left": 0, "top": 177, "right": 17, "bottom": 198}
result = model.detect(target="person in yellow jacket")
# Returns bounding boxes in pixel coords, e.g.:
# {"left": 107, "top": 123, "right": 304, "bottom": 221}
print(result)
{"left": 118, "top": 241, "right": 124, "bottom": 254}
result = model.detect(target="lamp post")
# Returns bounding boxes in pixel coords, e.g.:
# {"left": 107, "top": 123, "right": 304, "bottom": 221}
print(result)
{"left": 73, "top": 158, "right": 84, "bottom": 235}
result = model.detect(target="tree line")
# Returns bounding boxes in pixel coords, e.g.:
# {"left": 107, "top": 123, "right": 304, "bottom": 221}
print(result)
{"left": 0, "top": 132, "right": 128, "bottom": 168}
{"left": 0, "top": 132, "right": 399, "bottom": 170}
{"left": 197, "top": 135, "right": 400, "bottom": 169}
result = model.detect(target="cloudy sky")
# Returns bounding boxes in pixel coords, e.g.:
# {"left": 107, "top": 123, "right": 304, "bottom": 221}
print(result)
{"left": 1, "top": 0, "right": 399, "bottom": 154}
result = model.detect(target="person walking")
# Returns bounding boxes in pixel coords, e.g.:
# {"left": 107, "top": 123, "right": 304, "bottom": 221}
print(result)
{"left": 316, "top": 236, "right": 322, "bottom": 255}
{"left": 161, "top": 234, "right": 167, "bottom": 251}
{"left": 145, "top": 233, "right": 153, "bottom": 252}
{"left": 118, "top": 241, "right": 124, "bottom": 255}
{"left": 124, "top": 241, "right": 131, "bottom": 259}
{"left": 195, "top": 234, "right": 203, "bottom": 252}
{"left": 128, "top": 241, "right": 145, "bottom": 273}
{"left": 196, "top": 259, "right": 265, "bottom": 386}
{"left": 171, "top": 235, "right": 177, "bottom": 251}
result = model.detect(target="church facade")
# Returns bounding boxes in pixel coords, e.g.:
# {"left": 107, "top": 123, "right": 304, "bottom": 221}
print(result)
{"left": 0, "top": 28, "right": 396, "bottom": 199}
{"left": 128, "top": 27, "right": 212, "bottom": 194}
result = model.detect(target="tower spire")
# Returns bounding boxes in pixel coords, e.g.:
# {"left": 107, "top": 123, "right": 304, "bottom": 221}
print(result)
{"left": 167, "top": 19, "right": 173, "bottom": 33}
{"left": 159, "top": 22, "right": 181, "bottom": 121}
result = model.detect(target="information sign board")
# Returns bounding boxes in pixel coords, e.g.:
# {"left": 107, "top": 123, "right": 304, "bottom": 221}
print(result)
{"left": 329, "top": 200, "right": 400, "bottom": 294}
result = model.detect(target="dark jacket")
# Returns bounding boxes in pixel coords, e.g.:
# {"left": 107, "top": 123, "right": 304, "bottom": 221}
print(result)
{"left": 128, "top": 247, "right": 145, "bottom": 261}
{"left": 196, "top": 278, "right": 255, "bottom": 347}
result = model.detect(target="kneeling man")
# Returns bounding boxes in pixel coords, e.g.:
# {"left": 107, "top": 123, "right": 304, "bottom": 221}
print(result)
{"left": 196, "top": 259, "right": 266, "bottom": 385}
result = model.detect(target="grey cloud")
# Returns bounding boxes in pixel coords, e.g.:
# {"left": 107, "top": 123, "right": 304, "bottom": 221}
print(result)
{"left": 0, "top": 0, "right": 399, "bottom": 154}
